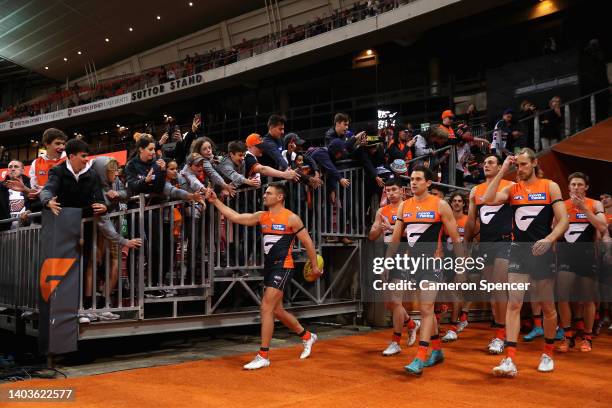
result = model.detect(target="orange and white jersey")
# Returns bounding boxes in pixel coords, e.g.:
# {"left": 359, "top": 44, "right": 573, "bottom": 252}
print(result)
{"left": 563, "top": 198, "right": 597, "bottom": 244}
{"left": 509, "top": 178, "right": 554, "bottom": 242}
{"left": 259, "top": 208, "right": 296, "bottom": 269}
{"left": 400, "top": 194, "right": 443, "bottom": 254}
{"left": 29, "top": 155, "right": 66, "bottom": 189}
{"left": 380, "top": 201, "right": 401, "bottom": 243}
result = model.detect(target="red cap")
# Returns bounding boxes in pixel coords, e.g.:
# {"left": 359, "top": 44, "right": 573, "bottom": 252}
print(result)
{"left": 246, "top": 133, "right": 263, "bottom": 148}
{"left": 441, "top": 110, "right": 454, "bottom": 119}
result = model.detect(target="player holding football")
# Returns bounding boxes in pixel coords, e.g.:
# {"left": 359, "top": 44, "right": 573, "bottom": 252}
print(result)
{"left": 207, "top": 181, "right": 321, "bottom": 370}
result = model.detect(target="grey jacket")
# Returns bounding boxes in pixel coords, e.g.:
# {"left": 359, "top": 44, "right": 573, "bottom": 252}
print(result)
{"left": 180, "top": 165, "right": 206, "bottom": 192}
{"left": 90, "top": 156, "right": 128, "bottom": 212}
{"left": 90, "top": 156, "right": 131, "bottom": 247}
{"left": 217, "top": 156, "right": 247, "bottom": 187}
{"left": 203, "top": 158, "right": 225, "bottom": 187}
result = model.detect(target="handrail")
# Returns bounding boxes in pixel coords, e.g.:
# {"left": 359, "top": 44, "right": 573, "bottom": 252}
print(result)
{"left": 0, "top": 211, "right": 41, "bottom": 225}
{"left": 516, "top": 86, "right": 610, "bottom": 125}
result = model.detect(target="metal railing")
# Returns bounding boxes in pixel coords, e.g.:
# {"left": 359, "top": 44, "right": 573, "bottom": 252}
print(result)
{"left": 0, "top": 166, "right": 366, "bottom": 336}
{"left": 518, "top": 87, "right": 611, "bottom": 152}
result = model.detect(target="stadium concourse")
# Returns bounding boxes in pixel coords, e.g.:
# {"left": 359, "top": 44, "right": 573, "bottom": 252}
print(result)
{"left": 1, "top": 322, "right": 612, "bottom": 408}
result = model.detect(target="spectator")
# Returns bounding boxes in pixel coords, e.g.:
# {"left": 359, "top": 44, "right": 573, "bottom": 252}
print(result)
{"left": 325, "top": 112, "right": 365, "bottom": 146}
{"left": 180, "top": 153, "right": 209, "bottom": 193}
{"left": 243, "top": 133, "right": 299, "bottom": 182}
{"left": 190, "top": 137, "right": 235, "bottom": 197}
{"left": 217, "top": 141, "right": 262, "bottom": 189}
{"left": 282, "top": 133, "right": 322, "bottom": 188}
{"left": 1, "top": 160, "right": 36, "bottom": 229}
{"left": 158, "top": 118, "right": 187, "bottom": 165}
{"left": 181, "top": 114, "right": 204, "bottom": 157}
{"left": 40, "top": 139, "right": 106, "bottom": 218}
{"left": 492, "top": 108, "right": 524, "bottom": 157}
{"left": 387, "top": 126, "right": 415, "bottom": 163}
{"left": 540, "top": 96, "right": 563, "bottom": 150}
{"left": 305, "top": 138, "right": 352, "bottom": 244}
{"left": 125, "top": 136, "right": 167, "bottom": 198}
{"left": 412, "top": 128, "right": 438, "bottom": 167}
{"left": 259, "top": 114, "right": 289, "bottom": 171}
{"left": 89, "top": 157, "right": 142, "bottom": 311}
{"left": 281, "top": 133, "right": 304, "bottom": 167}
{"left": 29, "top": 128, "right": 67, "bottom": 190}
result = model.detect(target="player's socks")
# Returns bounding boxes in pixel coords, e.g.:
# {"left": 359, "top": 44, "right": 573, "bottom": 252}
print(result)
{"left": 298, "top": 330, "right": 312, "bottom": 341}
{"left": 416, "top": 341, "right": 428, "bottom": 360}
{"left": 258, "top": 347, "right": 269, "bottom": 359}
{"left": 533, "top": 315, "right": 543, "bottom": 328}
{"left": 505, "top": 341, "right": 517, "bottom": 359}
{"left": 404, "top": 318, "right": 416, "bottom": 330}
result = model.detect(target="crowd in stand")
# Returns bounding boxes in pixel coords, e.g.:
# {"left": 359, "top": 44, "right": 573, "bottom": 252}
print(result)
{"left": 0, "top": 0, "right": 407, "bottom": 124}
{"left": 0, "top": 96, "right": 570, "bottom": 233}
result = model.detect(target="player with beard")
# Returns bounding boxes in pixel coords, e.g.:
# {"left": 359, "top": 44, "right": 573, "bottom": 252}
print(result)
{"left": 484, "top": 148, "right": 568, "bottom": 377}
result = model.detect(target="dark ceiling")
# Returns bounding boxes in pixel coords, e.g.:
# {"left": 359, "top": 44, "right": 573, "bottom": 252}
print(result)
{"left": 0, "top": 0, "right": 265, "bottom": 82}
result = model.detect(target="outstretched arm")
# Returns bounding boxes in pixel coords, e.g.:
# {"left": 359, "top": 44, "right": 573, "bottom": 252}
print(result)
{"left": 207, "top": 191, "right": 262, "bottom": 226}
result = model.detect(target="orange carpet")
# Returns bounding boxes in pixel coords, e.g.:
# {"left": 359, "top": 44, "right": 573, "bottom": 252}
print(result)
{"left": 2, "top": 323, "right": 612, "bottom": 407}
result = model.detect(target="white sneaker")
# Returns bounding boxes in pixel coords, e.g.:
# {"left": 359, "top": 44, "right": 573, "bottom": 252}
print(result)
{"left": 382, "top": 341, "right": 401, "bottom": 356}
{"left": 537, "top": 353, "right": 554, "bottom": 372}
{"left": 456, "top": 320, "right": 469, "bottom": 333}
{"left": 97, "top": 311, "right": 120, "bottom": 320}
{"left": 78, "top": 316, "right": 90, "bottom": 324}
{"left": 407, "top": 320, "right": 421, "bottom": 346}
{"left": 488, "top": 338, "right": 505, "bottom": 354}
{"left": 300, "top": 333, "right": 318, "bottom": 359}
{"left": 243, "top": 354, "right": 271, "bottom": 370}
{"left": 493, "top": 357, "right": 518, "bottom": 377}
{"left": 442, "top": 330, "right": 458, "bottom": 342}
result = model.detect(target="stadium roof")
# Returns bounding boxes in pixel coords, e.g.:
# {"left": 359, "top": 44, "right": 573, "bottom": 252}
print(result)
{"left": 0, "top": 0, "right": 264, "bottom": 82}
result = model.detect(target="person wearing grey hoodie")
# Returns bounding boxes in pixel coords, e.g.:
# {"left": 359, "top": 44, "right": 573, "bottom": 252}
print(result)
{"left": 89, "top": 156, "right": 142, "bottom": 311}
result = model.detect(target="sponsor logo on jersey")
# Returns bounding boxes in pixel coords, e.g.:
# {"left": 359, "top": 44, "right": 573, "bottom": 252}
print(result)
{"left": 513, "top": 195, "right": 524, "bottom": 201}
{"left": 528, "top": 193, "right": 547, "bottom": 201}
{"left": 272, "top": 224, "right": 286, "bottom": 231}
{"left": 458, "top": 227, "right": 465, "bottom": 234}
{"left": 391, "top": 215, "right": 397, "bottom": 221}
{"left": 576, "top": 213, "right": 587, "bottom": 219}
{"left": 416, "top": 211, "right": 435, "bottom": 219}
{"left": 403, "top": 213, "right": 412, "bottom": 218}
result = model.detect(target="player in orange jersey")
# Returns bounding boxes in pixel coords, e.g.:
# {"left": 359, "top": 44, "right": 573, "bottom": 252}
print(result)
{"left": 207, "top": 181, "right": 320, "bottom": 370}
{"left": 484, "top": 148, "right": 568, "bottom": 377}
